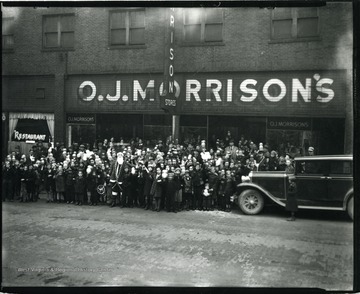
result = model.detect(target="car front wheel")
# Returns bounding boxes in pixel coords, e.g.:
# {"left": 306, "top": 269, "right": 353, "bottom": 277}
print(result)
{"left": 238, "top": 189, "right": 264, "bottom": 215}
{"left": 347, "top": 196, "right": 353, "bottom": 221}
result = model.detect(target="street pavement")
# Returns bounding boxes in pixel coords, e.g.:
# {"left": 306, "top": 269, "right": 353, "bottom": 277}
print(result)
{"left": 2, "top": 195, "right": 354, "bottom": 290}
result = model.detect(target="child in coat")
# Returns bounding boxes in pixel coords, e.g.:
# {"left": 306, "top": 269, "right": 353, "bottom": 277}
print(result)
{"left": 182, "top": 169, "right": 193, "bottom": 210}
{"left": 55, "top": 165, "right": 65, "bottom": 203}
{"left": 86, "top": 165, "right": 97, "bottom": 206}
{"left": 203, "top": 183, "right": 212, "bottom": 211}
{"left": 74, "top": 170, "right": 86, "bottom": 205}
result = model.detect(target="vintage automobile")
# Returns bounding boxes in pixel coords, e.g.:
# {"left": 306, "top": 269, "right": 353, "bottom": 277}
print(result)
{"left": 233, "top": 155, "right": 354, "bottom": 220}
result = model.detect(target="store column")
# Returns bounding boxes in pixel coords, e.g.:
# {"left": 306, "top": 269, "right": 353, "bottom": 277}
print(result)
{"left": 172, "top": 115, "right": 180, "bottom": 142}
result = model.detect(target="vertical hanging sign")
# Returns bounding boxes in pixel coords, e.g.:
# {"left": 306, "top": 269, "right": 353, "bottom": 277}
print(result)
{"left": 161, "top": 8, "right": 178, "bottom": 113}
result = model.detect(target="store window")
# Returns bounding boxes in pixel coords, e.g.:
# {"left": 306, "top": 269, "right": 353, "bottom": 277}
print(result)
{"left": 183, "top": 8, "right": 223, "bottom": 43}
{"left": 143, "top": 114, "right": 171, "bottom": 144}
{"left": 70, "top": 125, "right": 96, "bottom": 146}
{"left": 43, "top": 14, "right": 75, "bottom": 49}
{"left": 109, "top": 9, "right": 145, "bottom": 46}
{"left": 271, "top": 7, "right": 319, "bottom": 41}
{"left": 2, "top": 17, "right": 15, "bottom": 51}
{"left": 209, "top": 116, "right": 266, "bottom": 148}
{"left": 180, "top": 115, "right": 207, "bottom": 145}
{"left": 96, "top": 114, "right": 143, "bottom": 143}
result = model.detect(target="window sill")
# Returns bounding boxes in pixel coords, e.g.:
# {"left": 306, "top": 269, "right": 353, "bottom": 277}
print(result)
{"left": 179, "top": 42, "right": 225, "bottom": 47}
{"left": 269, "top": 36, "right": 321, "bottom": 44}
{"left": 108, "top": 44, "right": 147, "bottom": 50}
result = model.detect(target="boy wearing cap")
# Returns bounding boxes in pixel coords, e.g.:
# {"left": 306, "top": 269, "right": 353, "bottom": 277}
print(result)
{"left": 308, "top": 147, "right": 315, "bottom": 156}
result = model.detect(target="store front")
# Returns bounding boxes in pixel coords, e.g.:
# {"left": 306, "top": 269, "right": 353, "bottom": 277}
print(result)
{"left": 65, "top": 70, "right": 349, "bottom": 154}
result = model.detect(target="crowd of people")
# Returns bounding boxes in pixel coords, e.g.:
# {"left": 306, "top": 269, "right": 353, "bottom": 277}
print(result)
{"left": 2, "top": 132, "right": 313, "bottom": 213}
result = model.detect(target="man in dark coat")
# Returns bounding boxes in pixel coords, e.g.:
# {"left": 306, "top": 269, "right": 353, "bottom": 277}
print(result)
{"left": 109, "top": 152, "right": 126, "bottom": 207}
{"left": 286, "top": 176, "right": 298, "bottom": 221}
{"left": 2, "top": 161, "right": 14, "bottom": 201}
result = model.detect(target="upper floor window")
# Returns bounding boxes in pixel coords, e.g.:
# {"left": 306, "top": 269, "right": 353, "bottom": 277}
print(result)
{"left": 2, "top": 17, "right": 15, "bottom": 51}
{"left": 183, "top": 8, "right": 223, "bottom": 43}
{"left": 109, "top": 9, "right": 145, "bottom": 46}
{"left": 271, "top": 7, "right": 319, "bottom": 41}
{"left": 43, "top": 14, "right": 75, "bottom": 49}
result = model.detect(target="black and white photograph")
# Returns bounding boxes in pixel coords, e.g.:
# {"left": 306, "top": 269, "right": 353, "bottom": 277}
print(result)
{"left": 1, "top": 1, "right": 358, "bottom": 292}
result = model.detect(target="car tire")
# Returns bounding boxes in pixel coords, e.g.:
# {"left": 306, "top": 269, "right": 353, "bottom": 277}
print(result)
{"left": 238, "top": 189, "right": 264, "bottom": 215}
{"left": 347, "top": 196, "right": 353, "bottom": 221}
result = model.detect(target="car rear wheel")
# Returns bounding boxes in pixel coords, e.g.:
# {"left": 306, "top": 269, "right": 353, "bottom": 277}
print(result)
{"left": 238, "top": 189, "right": 264, "bottom": 215}
{"left": 347, "top": 196, "right": 353, "bottom": 221}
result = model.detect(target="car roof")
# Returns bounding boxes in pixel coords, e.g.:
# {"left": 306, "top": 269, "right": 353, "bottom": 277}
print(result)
{"left": 295, "top": 155, "right": 353, "bottom": 161}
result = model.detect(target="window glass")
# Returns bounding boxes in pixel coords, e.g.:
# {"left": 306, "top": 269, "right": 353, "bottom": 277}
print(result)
{"left": 144, "top": 114, "right": 171, "bottom": 126}
{"left": 61, "top": 15, "right": 75, "bottom": 31}
{"left": 205, "top": 9, "right": 223, "bottom": 23}
{"left": 273, "top": 19, "right": 292, "bottom": 39}
{"left": 205, "top": 24, "right": 222, "bottom": 41}
{"left": 272, "top": 7, "right": 319, "bottom": 40}
{"left": 2, "top": 18, "right": 15, "bottom": 50}
{"left": 184, "top": 24, "right": 201, "bottom": 42}
{"left": 130, "top": 28, "right": 145, "bottom": 44}
{"left": 2, "top": 18, "right": 14, "bottom": 34}
{"left": 45, "top": 33, "right": 58, "bottom": 47}
{"left": 3, "top": 35, "right": 14, "bottom": 48}
{"left": 111, "top": 29, "right": 126, "bottom": 44}
{"left": 297, "top": 17, "right": 318, "bottom": 37}
{"left": 44, "top": 16, "right": 58, "bottom": 32}
{"left": 111, "top": 12, "right": 126, "bottom": 29}
{"left": 43, "top": 15, "right": 74, "bottom": 49}
{"left": 297, "top": 160, "right": 328, "bottom": 175}
{"left": 130, "top": 10, "right": 145, "bottom": 27}
{"left": 184, "top": 8, "right": 202, "bottom": 24}
{"left": 330, "top": 161, "right": 352, "bottom": 175}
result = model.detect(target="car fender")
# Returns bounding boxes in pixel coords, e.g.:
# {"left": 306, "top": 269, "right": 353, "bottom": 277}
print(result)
{"left": 343, "top": 188, "right": 354, "bottom": 211}
{"left": 236, "top": 182, "right": 286, "bottom": 208}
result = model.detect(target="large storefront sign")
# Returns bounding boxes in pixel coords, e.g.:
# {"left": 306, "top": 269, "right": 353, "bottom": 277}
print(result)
{"left": 267, "top": 117, "right": 312, "bottom": 130}
{"left": 66, "top": 70, "right": 346, "bottom": 117}
{"left": 160, "top": 8, "right": 178, "bottom": 113}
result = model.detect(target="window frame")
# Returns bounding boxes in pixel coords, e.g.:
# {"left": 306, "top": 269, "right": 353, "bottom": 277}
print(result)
{"left": 108, "top": 8, "right": 146, "bottom": 48}
{"left": 2, "top": 17, "right": 15, "bottom": 52}
{"left": 182, "top": 8, "right": 224, "bottom": 46}
{"left": 42, "top": 13, "right": 75, "bottom": 51}
{"left": 270, "top": 7, "right": 320, "bottom": 43}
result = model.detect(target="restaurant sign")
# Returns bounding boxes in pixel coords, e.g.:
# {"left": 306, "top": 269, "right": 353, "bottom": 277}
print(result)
{"left": 12, "top": 118, "right": 50, "bottom": 142}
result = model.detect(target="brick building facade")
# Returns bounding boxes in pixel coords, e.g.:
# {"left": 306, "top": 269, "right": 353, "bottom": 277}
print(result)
{"left": 2, "top": 4, "right": 353, "bottom": 158}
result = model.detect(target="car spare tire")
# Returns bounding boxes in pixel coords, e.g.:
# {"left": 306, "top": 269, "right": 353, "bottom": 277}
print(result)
{"left": 238, "top": 189, "right": 264, "bottom": 215}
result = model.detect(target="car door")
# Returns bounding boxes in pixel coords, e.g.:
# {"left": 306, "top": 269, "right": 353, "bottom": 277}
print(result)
{"left": 326, "top": 160, "right": 353, "bottom": 208}
{"left": 295, "top": 159, "right": 329, "bottom": 206}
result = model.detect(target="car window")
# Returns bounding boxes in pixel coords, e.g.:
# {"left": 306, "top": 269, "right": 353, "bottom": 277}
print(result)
{"left": 296, "top": 160, "right": 329, "bottom": 175}
{"left": 329, "top": 161, "right": 352, "bottom": 175}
